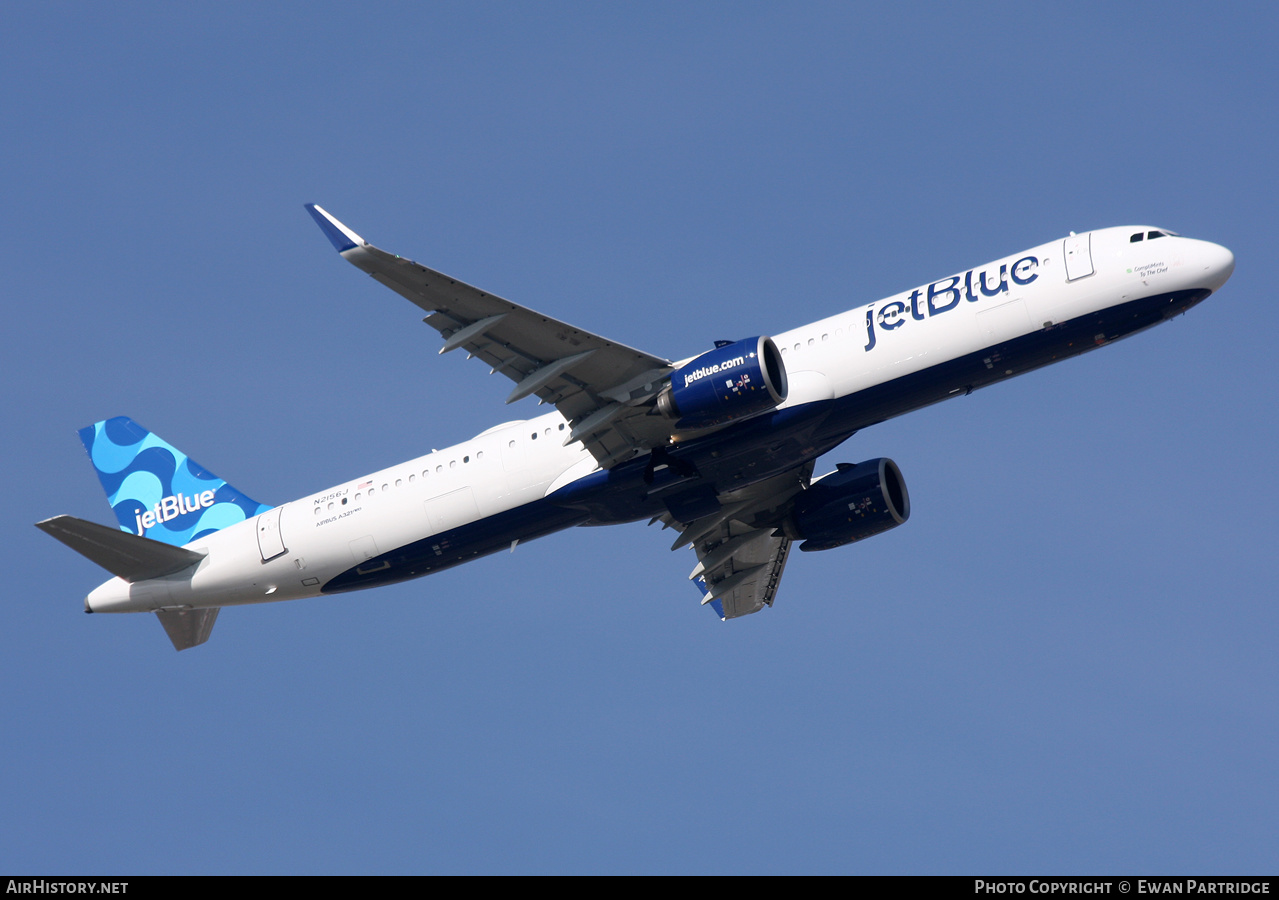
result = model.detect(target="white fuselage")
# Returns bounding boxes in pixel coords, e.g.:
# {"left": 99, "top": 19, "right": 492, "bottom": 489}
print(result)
{"left": 86, "top": 227, "right": 1235, "bottom": 615}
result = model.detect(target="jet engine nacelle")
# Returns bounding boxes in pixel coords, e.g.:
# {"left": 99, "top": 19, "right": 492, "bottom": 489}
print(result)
{"left": 657, "top": 336, "right": 788, "bottom": 430}
{"left": 784, "top": 458, "right": 910, "bottom": 552}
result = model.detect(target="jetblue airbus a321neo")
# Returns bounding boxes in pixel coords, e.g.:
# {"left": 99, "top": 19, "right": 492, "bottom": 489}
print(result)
{"left": 37, "top": 207, "right": 1235, "bottom": 649}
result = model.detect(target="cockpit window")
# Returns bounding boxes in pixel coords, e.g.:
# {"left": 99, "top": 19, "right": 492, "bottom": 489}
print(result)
{"left": 1130, "top": 232, "right": 1144, "bottom": 242}
{"left": 1148, "top": 231, "right": 1166, "bottom": 240}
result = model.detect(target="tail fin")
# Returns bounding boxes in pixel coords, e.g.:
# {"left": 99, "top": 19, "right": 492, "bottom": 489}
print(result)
{"left": 78, "top": 417, "right": 271, "bottom": 547}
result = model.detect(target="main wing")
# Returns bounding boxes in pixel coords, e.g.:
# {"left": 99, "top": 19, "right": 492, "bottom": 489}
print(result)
{"left": 307, "top": 205, "right": 675, "bottom": 468}
{"left": 665, "top": 463, "right": 814, "bottom": 619}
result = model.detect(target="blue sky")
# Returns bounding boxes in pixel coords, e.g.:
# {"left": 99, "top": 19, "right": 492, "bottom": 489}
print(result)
{"left": 4, "top": 2, "right": 1277, "bottom": 874}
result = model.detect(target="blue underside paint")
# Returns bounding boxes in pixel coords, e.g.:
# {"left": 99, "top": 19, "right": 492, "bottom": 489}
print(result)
{"left": 322, "top": 497, "right": 590, "bottom": 594}
{"left": 322, "top": 287, "right": 1210, "bottom": 595}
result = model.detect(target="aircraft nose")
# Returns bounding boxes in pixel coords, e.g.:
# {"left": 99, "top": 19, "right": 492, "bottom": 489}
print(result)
{"left": 1197, "top": 240, "right": 1235, "bottom": 293}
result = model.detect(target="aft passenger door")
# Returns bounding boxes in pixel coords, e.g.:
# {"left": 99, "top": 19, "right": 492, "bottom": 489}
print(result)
{"left": 256, "top": 507, "right": 287, "bottom": 561}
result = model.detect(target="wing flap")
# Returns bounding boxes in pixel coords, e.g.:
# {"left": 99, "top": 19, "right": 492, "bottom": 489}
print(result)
{"left": 691, "top": 527, "right": 794, "bottom": 619}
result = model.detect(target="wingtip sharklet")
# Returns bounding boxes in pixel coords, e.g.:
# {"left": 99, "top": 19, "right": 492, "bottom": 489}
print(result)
{"left": 692, "top": 575, "right": 727, "bottom": 619}
{"left": 305, "top": 203, "right": 365, "bottom": 253}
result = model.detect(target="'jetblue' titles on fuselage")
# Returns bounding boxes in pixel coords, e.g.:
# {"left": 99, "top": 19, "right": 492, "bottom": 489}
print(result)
{"left": 864, "top": 256, "right": 1039, "bottom": 351}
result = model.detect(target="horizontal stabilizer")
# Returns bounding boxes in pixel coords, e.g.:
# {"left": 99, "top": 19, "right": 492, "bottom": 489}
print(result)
{"left": 35, "top": 515, "right": 205, "bottom": 583}
{"left": 156, "top": 607, "right": 220, "bottom": 651}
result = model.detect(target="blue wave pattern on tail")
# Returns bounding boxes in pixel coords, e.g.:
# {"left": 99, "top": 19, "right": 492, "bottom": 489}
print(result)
{"left": 79, "top": 417, "right": 272, "bottom": 546}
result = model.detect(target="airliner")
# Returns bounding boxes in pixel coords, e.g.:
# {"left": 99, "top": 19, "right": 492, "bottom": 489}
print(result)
{"left": 37, "top": 207, "right": 1236, "bottom": 649}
